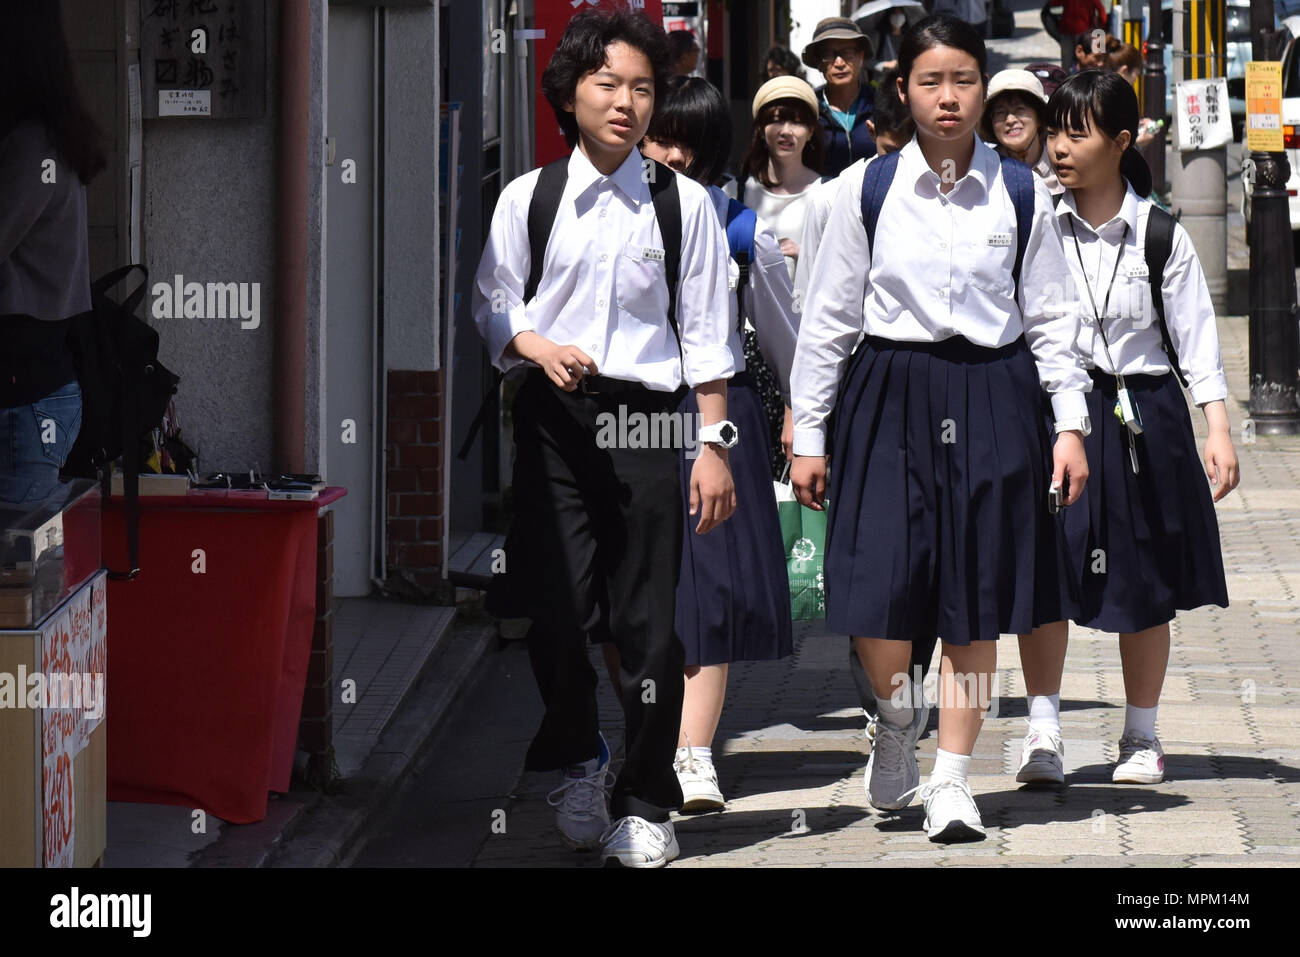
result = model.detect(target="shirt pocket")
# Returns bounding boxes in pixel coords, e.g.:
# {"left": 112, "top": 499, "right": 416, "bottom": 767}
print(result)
{"left": 1112, "top": 272, "right": 1155, "bottom": 333}
{"left": 616, "top": 240, "right": 668, "bottom": 315}
{"left": 966, "top": 236, "right": 1016, "bottom": 300}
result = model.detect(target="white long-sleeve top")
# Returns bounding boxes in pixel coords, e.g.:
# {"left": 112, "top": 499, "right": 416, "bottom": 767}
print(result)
{"left": 792, "top": 157, "right": 869, "bottom": 319}
{"left": 472, "top": 146, "right": 736, "bottom": 390}
{"left": 708, "top": 186, "right": 800, "bottom": 402}
{"left": 1057, "top": 184, "right": 1228, "bottom": 405}
{"left": 791, "top": 135, "right": 1091, "bottom": 457}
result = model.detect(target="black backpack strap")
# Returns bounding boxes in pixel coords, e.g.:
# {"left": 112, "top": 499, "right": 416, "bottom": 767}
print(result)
{"left": 646, "top": 159, "right": 683, "bottom": 358}
{"left": 458, "top": 158, "right": 569, "bottom": 462}
{"left": 1144, "top": 206, "right": 1189, "bottom": 388}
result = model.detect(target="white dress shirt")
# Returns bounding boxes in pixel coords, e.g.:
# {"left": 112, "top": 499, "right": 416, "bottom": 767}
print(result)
{"left": 708, "top": 186, "right": 800, "bottom": 402}
{"left": 472, "top": 146, "right": 736, "bottom": 391}
{"left": 1057, "top": 184, "right": 1228, "bottom": 406}
{"left": 791, "top": 135, "right": 1091, "bottom": 457}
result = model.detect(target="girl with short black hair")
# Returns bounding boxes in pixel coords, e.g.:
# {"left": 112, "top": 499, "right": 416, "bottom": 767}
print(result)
{"left": 1014, "top": 69, "right": 1237, "bottom": 789}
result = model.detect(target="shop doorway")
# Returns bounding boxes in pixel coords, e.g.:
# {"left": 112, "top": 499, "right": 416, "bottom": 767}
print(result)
{"left": 325, "top": 3, "right": 381, "bottom": 596}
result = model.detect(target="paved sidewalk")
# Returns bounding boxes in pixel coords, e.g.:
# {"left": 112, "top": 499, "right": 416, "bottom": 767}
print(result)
{"left": 471, "top": 313, "right": 1300, "bottom": 867}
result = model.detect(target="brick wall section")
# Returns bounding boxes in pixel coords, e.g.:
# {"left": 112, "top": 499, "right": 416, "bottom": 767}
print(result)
{"left": 297, "top": 508, "right": 334, "bottom": 780}
{"left": 386, "top": 370, "right": 445, "bottom": 595}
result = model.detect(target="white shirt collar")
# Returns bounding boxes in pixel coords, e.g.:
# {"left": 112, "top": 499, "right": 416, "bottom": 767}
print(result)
{"left": 1057, "top": 181, "right": 1142, "bottom": 238}
{"left": 897, "top": 133, "right": 994, "bottom": 197}
{"left": 567, "top": 145, "right": 648, "bottom": 206}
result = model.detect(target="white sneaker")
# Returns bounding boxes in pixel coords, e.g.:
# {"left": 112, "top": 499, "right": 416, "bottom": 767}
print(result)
{"left": 600, "top": 816, "right": 680, "bottom": 868}
{"left": 1015, "top": 724, "right": 1065, "bottom": 785}
{"left": 546, "top": 733, "right": 613, "bottom": 851}
{"left": 674, "top": 746, "right": 724, "bottom": 813}
{"left": 918, "top": 777, "right": 987, "bottom": 843}
{"left": 863, "top": 704, "right": 930, "bottom": 811}
{"left": 1113, "top": 733, "right": 1165, "bottom": 784}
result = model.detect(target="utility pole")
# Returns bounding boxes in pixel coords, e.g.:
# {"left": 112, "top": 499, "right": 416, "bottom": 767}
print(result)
{"left": 1170, "top": 0, "right": 1229, "bottom": 314}
{"left": 1144, "top": 0, "right": 1167, "bottom": 194}
{"left": 1245, "top": 0, "right": 1300, "bottom": 434}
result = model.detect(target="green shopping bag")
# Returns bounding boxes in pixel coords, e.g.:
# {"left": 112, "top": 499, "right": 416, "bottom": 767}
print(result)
{"left": 774, "top": 464, "right": 828, "bottom": 621}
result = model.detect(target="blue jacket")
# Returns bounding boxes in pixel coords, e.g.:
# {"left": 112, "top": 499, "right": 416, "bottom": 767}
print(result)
{"left": 814, "top": 83, "right": 875, "bottom": 179}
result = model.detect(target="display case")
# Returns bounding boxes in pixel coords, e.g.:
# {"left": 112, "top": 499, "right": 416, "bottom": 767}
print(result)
{"left": 0, "top": 480, "right": 102, "bottom": 629}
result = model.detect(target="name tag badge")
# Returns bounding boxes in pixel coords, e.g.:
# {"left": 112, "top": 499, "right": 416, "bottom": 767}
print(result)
{"left": 1127, "top": 263, "right": 1150, "bottom": 279}
{"left": 641, "top": 246, "right": 665, "bottom": 262}
{"left": 987, "top": 232, "right": 1012, "bottom": 247}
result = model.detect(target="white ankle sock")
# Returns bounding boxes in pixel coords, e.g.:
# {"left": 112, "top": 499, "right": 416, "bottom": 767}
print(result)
{"left": 1028, "top": 693, "right": 1061, "bottom": 735}
{"left": 874, "top": 688, "right": 913, "bottom": 728}
{"left": 930, "top": 748, "right": 970, "bottom": 785}
{"left": 690, "top": 746, "right": 713, "bottom": 763}
{"left": 1124, "top": 704, "right": 1158, "bottom": 741}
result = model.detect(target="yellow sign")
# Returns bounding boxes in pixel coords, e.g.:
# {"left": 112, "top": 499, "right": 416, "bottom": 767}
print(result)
{"left": 1246, "top": 61, "right": 1284, "bottom": 153}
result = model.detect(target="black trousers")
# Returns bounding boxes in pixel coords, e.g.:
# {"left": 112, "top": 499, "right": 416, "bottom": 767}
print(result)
{"left": 488, "top": 370, "right": 686, "bottom": 823}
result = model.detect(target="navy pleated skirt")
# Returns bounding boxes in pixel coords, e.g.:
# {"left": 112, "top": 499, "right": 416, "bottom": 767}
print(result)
{"left": 825, "top": 334, "right": 1064, "bottom": 646}
{"left": 1056, "top": 369, "right": 1229, "bottom": 633}
{"left": 676, "top": 372, "right": 794, "bottom": 666}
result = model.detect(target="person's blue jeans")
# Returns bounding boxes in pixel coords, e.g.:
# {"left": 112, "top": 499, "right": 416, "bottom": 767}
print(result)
{"left": 0, "top": 380, "right": 83, "bottom": 508}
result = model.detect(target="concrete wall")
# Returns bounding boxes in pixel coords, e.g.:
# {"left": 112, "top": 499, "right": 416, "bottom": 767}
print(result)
{"left": 383, "top": 6, "right": 440, "bottom": 373}
{"left": 142, "top": 1, "right": 330, "bottom": 474}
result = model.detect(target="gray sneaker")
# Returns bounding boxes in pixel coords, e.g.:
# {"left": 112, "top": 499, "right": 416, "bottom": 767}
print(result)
{"left": 1015, "top": 724, "right": 1065, "bottom": 785}
{"left": 863, "top": 704, "right": 930, "bottom": 811}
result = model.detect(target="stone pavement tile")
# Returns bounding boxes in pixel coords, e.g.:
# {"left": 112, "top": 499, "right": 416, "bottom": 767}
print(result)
{"left": 1188, "top": 856, "right": 1278, "bottom": 867}
{"left": 1246, "top": 846, "right": 1300, "bottom": 856}
{"left": 995, "top": 856, "right": 1070, "bottom": 865}
{"left": 1004, "top": 837, "right": 1125, "bottom": 856}
{"left": 1064, "top": 856, "right": 1141, "bottom": 867}
{"left": 1122, "top": 833, "right": 1248, "bottom": 855}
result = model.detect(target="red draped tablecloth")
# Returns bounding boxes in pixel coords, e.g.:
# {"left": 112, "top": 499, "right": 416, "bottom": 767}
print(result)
{"left": 102, "top": 488, "right": 345, "bottom": 823}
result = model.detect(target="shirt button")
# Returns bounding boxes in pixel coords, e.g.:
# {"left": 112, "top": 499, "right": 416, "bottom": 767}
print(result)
{"left": 599, "top": 210, "right": 608, "bottom": 219}
{"left": 600, "top": 254, "right": 609, "bottom": 262}
{"left": 596, "top": 298, "right": 606, "bottom": 307}
{"left": 939, "top": 242, "right": 948, "bottom": 250}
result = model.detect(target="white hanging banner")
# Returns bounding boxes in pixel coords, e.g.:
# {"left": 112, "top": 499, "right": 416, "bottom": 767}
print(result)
{"left": 1174, "top": 78, "right": 1232, "bottom": 151}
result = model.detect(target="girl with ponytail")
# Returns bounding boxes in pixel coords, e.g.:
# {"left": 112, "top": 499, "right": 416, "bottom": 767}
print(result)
{"left": 1013, "top": 70, "right": 1238, "bottom": 789}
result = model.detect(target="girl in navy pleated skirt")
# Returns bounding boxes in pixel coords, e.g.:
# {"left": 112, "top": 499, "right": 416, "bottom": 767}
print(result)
{"left": 1014, "top": 70, "right": 1238, "bottom": 788}
{"left": 790, "top": 15, "right": 1092, "bottom": 843}
{"left": 605, "top": 76, "right": 797, "bottom": 813}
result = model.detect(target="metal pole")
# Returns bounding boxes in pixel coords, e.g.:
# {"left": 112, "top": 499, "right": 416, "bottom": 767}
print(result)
{"left": 1170, "top": 0, "right": 1229, "bottom": 314}
{"left": 1246, "top": 0, "right": 1300, "bottom": 433}
{"left": 1144, "top": 0, "right": 1167, "bottom": 194}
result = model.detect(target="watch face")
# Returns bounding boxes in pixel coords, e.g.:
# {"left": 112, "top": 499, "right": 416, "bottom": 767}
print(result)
{"left": 719, "top": 423, "right": 736, "bottom": 444}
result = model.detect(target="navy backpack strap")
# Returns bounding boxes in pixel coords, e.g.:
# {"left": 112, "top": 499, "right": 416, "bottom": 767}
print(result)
{"left": 999, "top": 154, "right": 1035, "bottom": 304}
{"left": 725, "top": 198, "right": 757, "bottom": 331}
{"left": 1144, "top": 205, "right": 1189, "bottom": 388}
{"left": 459, "top": 157, "right": 569, "bottom": 461}
{"left": 860, "top": 150, "right": 900, "bottom": 255}
{"left": 647, "top": 159, "right": 684, "bottom": 357}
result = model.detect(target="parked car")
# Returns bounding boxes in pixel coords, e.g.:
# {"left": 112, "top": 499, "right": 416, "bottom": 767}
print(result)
{"left": 1241, "top": 16, "right": 1300, "bottom": 231}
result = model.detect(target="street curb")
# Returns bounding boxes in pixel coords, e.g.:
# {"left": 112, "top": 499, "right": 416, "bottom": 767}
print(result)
{"left": 262, "top": 613, "right": 499, "bottom": 868}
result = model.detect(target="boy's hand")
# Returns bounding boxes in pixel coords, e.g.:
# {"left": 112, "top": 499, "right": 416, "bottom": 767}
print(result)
{"left": 690, "top": 446, "right": 736, "bottom": 534}
{"left": 1204, "top": 429, "right": 1240, "bottom": 502}
{"left": 510, "top": 332, "right": 597, "bottom": 391}
{"left": 791, "top": 454, "right": 827, "bottom": 510}
{"left": 1052, "top": 430, "right": 1088, "bottom": 506}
